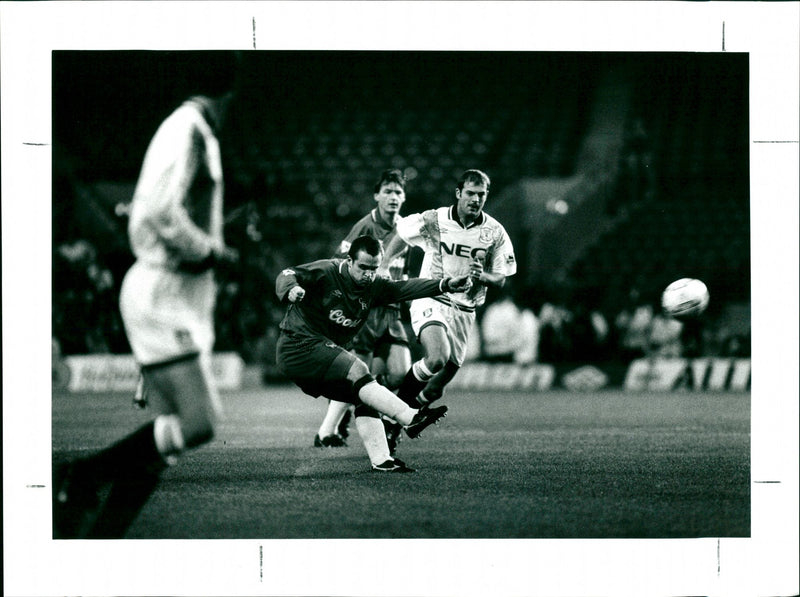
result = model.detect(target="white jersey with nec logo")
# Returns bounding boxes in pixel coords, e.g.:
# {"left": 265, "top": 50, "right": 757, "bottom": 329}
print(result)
{"left": 395, "top": 205, "right": 516, "bottom": 309}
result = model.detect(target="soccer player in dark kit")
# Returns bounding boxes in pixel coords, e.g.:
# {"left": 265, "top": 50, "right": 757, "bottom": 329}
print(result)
{"left": 275, "top": 235, "right": 472, "bottom": 472}
{"left": 314, "top": 168, "right": 412, "bottom": 452}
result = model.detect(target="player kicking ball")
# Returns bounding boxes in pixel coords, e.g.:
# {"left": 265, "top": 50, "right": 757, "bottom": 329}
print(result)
{"left": 276, "top": 235, "right": 472, "bottom": 472}
{"left": 313, "top": 168, "right": 413, "bottom": 454}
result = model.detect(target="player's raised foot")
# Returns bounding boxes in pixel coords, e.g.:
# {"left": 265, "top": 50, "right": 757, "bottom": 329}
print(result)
{"left": 382, "top": 418, "right": 403, "bottom": 456}
{"left": 371, "top": 458, "right": 415, "bottom": 473}
{"left": 313, "top": 433, "right": 347, "bottom": 448}
{"left": 52, "top": 461, "right": 103, "bottom": 539}
{"left": 405, "top": 405, "right": 448, "bottom": 439}
{"left": 336, "top": 409, "right": 352, "bottom": 440}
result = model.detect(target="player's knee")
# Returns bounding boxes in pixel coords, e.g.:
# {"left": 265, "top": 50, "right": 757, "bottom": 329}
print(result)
{"left": 345, "top": 359, "right": 372, "bottom": 383}
{"left": 382, "top": 370, "right": 405, "bottom": 389}
{"left": 425, "top": 353, "right": 448, "bottom": 373}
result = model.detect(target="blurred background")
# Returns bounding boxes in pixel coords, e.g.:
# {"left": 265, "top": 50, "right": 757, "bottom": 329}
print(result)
{"left": 52, "top": 50, "right": 750, "bottom": 378}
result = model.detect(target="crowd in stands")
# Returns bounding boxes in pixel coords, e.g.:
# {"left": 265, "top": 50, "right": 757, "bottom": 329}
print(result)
{"left": 52, "top": 238, "right": 751, "bottom": 372}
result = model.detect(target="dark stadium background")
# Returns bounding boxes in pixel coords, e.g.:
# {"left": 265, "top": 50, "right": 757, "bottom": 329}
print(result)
{"left": 52, "top": 50, "right": 750, "bottom": 366}
{"left": 51, "top": 51, "right": 751, "bottom": 539}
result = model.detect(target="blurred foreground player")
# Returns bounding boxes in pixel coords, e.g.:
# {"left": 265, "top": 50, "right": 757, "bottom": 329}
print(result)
{"left": 381, "top": 169, "right": 517, "bottom": 411}
{"left": 276, "top": 235, "right": 471, "bottom": 472}
{"left": 314, "top": 169, "right": 412, "bottom": 452}
{"left": 53, "top": 67, "right": 238, "bottom": 538}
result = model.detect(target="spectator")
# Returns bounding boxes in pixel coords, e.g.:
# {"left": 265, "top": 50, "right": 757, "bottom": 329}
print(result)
{"left": 648, "top": 311, "right": 683, "bottom": 357}
{"left": 481, "top": 289, "right": 524, "bottom": 363}
{"left": 538, "top": 301, "right": 573, "bottom": 363}
{"left": 514, "top": 301, "right": 540, "bottom": 365}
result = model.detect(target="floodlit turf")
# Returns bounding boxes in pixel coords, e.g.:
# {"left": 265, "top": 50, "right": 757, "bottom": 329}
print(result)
{"left": 52, "top": 385, "right": 750, "bottom": 539}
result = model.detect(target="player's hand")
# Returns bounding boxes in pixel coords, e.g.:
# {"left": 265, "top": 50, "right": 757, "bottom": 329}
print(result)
{"left": 177, "top": 243, "right": 238, "bottom": 274}
{"left": 446, "top": 275, "right": 472, "bottom": 292}
{"left": 288, "top": 285, "right": 306, "bottom": 303}
{"left": 469, "top": 258, "right": 484, "bottom": 281}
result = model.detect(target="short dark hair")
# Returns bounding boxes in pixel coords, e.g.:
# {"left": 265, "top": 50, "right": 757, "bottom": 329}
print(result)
{"left": 348, "top": 235, "right": 383, "bottom": 260}
{"left": 374, "top": 169, "right": 406, "bottom": 194}
{"left": 457, "top": 169, "right": 491, "bottom": 191}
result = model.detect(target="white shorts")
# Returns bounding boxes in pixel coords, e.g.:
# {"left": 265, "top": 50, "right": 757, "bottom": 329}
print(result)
{"left": 119, "top": 261, "right": 217, "bottom": 366}
{"left": 408, "top": 297, "right": 476, "bottom": 366}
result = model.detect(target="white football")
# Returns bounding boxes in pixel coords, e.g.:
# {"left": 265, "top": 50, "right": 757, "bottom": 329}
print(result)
{"left": 661, "top": 278, "right": 710, "bottom": 319}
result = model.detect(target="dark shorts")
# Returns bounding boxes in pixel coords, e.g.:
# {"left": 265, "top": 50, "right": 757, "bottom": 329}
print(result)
{"left": 276, "top": 331, "right": 363, "bottom": 404}
{"left": 349, "top": 305, "right": 408, "bottom": 359}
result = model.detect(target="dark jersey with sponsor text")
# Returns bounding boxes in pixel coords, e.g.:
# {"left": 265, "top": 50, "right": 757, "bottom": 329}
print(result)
{"left": 276, "top": 258, "right": 445, "bottom": 348}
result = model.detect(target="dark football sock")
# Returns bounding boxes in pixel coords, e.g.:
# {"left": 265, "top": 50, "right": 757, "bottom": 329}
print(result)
{"left": 87, "top": 468, "right": 161, "bottom": 539}
{"left": 396, "top": 368, "right": 428, "bottom": 407}
{"left": 88, "top": 421, "right": 166, "bottom": 482}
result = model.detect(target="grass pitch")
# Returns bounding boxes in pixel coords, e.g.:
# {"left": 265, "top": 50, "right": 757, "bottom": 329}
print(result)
{"left": 52, "top": 385, "right": 750, "bottom": 538}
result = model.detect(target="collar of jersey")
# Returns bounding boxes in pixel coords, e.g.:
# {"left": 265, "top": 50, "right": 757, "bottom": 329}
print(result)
{"left": 371, "top": 208, "right": 396, "bottom": 231}
{"left": 450, "top": 205, "right": 485, "bottom": 229}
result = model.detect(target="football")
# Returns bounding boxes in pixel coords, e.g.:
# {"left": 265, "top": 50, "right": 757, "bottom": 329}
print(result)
{"left": 661, "top": 278, "right": 710, "bottom": 319}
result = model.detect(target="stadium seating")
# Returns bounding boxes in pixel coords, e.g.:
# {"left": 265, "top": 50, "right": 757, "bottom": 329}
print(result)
{"left": 52, "top": 52, "right": 750, "bottom": 360}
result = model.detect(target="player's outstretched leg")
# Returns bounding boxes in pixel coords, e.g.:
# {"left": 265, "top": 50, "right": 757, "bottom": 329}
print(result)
{"left": 397, "top": 324, "right": 451, "bottom": 407}
{"left": 53, "top": 459, "right": 104, "bottom": 539}
{"left": 418, "top": 360, "right": 461, "bottom": 406}
{"left": 355, "top": 377, "right": 448, "bottom": 440}
{"left": 396, "top": 359, "right": 436, "bottom": 407}
{"left": 53, "top": 420, "right": 168, "bottom": 539}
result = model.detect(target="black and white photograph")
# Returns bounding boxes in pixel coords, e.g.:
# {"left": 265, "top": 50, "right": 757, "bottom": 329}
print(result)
{"left": 2, "top": 2, "right": 798, "bottom": 596}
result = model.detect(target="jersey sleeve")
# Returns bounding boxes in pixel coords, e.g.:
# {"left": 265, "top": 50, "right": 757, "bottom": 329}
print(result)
{"left": 335, "top": 219, "right": 370, "bottom": 257}
{"left": 489, "top": 225, "right": 517, "bottom": 277}
{"left": 373, "top": 276, "right": 445, "bottom": 305}
{"left": 395, "top": 211, "right": 437, "bottom": 251}
{"left": 275, "top": 260, "right": 329, "bottom": 302}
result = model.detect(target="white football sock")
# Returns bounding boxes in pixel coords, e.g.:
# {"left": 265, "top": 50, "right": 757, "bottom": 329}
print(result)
{"left": 358, "top": 381, "right": 417, "bottom": 425}
{"left": 355, "top": 416, "right": 392, "bottom": 466}
{"left": 413, "top": 359, "right": 435, "bottom": 381}
{"left": 318, "top": 400, "right": 350, "bottom": 437}
{"left": 153, "top": 414, "right": 185, "bottom": 465}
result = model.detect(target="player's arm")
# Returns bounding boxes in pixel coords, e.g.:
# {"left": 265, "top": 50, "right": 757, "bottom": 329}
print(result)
{"left": 334, "top": 220, "right": 369, "bottom": 258}
{"left": 469, "top": 259, "right": 507, "bottom": 289}
{"left": 141, "top": 116, "right": 234, "bottom": 268}
{"left": 377, "top": 232, "right": 410, "bottom": 278}
{"left": 275, "top": 260, "right": 327, "bottom": 303}
{"left": 376, "top": 275, "right": 471, "bottom": 305}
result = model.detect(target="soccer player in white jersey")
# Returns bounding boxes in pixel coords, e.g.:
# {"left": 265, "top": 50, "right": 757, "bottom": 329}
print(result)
{"left": 380, "top": 169, "right": 517, "bottom": 409}
{"left": 52, "top": 66, "right": 238, "bottom": 538}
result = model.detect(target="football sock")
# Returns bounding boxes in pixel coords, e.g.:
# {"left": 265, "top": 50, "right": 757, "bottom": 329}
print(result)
{"left": 396, "top": 360, "right": 435, "bottom": 406}
{"left": 153, "top": 414, "right": 185, "bottom": 465}
{"left": 80, "top": 420, "right": 171, "bottom": 538}
{"left": 355, "top": 415, "right": 392, "bottom": 466}
{"left": 88, "top": 421, "right": 167, "bottom": 481}
{"left": 318, "top": 400, "right": 351, "bottom": 437}
{"left": 87, "top": 468, "right": 161, "bottom": 538}
{"left": 358, "top": 380, "right": 416, "bottom": 425}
